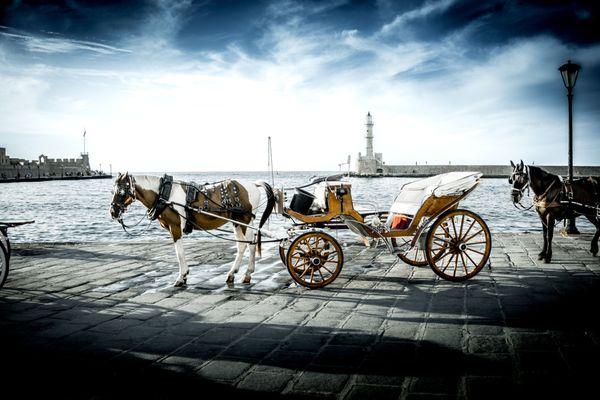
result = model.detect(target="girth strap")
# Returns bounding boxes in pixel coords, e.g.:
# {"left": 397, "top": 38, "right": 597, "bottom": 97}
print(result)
{"left": 184, "top": 182, "right": 199, "bottom": 234}
{"left": 148, "top": 174, "right": 173, "bottom": 220}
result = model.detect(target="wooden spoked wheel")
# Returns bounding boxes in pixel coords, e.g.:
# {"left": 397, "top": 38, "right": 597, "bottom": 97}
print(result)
{"left": 286, "top": 231, "right": 343, "bottom": 289}
{"left": 0, "top": 240, "right": 8, "bottom": 289}
{"left": 278, "top": 240, "right": 289, "bottom": 266}
{"left": 392, "top": 236, "right": 448, "bottom": 267}
{"left": 425, "top": 209, "right": 491, "bottom": 281}
{"left": 392, "top": 237, "right": 429, "bottom": 266}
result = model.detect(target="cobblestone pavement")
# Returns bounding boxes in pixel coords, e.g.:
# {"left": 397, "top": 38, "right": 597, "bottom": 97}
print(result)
{"left": 1, "top": 233, "right": 599, "bottom": 399}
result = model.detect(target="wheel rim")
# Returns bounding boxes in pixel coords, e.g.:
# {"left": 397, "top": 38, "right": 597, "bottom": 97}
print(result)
{"left": 426, "top": 210, "right": 491, "bottom": 281}
{"left": 394, "top": 234, "right": 448, "bottom": 267}
{"left": 286, "top": 232, "right": 343, "bottom": 288}
{"left": 394, "top": 237, "right": 428, "bottom": 266}
{"left": 0, "top": 242, "right": 8, "bottom": 289}
{"left": 278, "top": 242, "right": 289, "bottom": 266}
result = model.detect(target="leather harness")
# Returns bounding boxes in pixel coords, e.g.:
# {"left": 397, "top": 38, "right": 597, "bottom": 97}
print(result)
{"left": 148, "top": 174, "right": 174, "bottom": 220}
{"left": 147, "top": 175, "right": 252, "bottom": 234}
{"left": 533, "top": 176, "right": 600, "bottom": 219}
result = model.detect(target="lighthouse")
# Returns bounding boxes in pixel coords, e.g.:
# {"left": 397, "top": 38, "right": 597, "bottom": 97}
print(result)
{"left": 365, "top": 112, "right": 374, "bottom": 158}
{"left": 356, "top": 112, "right": 384, "bottom": 175}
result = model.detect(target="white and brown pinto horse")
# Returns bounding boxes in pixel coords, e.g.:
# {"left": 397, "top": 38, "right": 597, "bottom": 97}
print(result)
{"left": 109, "top": 173, "right": 274, "bottom": 287}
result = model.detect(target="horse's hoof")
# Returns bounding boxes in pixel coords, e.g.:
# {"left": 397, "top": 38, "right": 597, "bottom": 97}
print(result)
{"left": 537, "top": 252, "right": 546, "bottom": 260}
{"left": 243, "top": 276, "right": 251, "bottom": 284}
{"left": 226, "top": 275, "right": 234, "bottom": 284}
{"left": 544, "top": 258, "right": 552, "bottom": 264}
{"left": 173, "top": 279, "right": 186, "bottom": 288}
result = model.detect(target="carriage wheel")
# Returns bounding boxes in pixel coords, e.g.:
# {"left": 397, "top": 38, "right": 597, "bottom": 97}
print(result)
{"left": 392, "top": 236, "right": 448, "bottom": 267}
{"left": 0, "top": 240, "right": 9, "bottom": 289}
{"left": 425, "top": 209, "right": 491, "bottom": 281}
{"left": 286, "top": 231, "right": 343, "bottom": 289}
{"left": 392, "top": 237, "right": 428, "bottom": 266}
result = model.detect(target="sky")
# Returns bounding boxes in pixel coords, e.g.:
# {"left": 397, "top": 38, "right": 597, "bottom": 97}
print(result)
{"left": 0, "top": 0, "right": 599, "bottom": 172}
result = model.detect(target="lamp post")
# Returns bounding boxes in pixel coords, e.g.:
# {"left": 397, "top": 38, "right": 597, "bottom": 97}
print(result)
{"left": 558, "top": 60, "right": 581, "bottom": 234}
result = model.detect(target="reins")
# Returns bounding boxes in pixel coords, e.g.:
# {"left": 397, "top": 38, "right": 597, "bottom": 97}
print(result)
{"left": 117, "top": 212, "right": 154, "bottom": 236}
{"left": 168, "top": 205, "right": 283, "bottom": 245}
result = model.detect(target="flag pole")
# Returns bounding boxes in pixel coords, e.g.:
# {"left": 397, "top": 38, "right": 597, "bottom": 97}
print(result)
{"left": 83, "top": 129, "right": 87, "bottom": 154}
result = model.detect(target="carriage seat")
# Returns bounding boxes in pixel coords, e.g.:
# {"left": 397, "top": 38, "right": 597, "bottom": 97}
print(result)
{"left": 386, "top": 172, "right": 482, "bottom": 229}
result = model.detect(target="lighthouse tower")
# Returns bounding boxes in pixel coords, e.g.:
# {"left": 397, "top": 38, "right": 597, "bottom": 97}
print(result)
{"left": 356, "top": 112, "right": 383, "bottom": 175}
{"left": 365, "top": 112, "right": 374, "bottom": 158}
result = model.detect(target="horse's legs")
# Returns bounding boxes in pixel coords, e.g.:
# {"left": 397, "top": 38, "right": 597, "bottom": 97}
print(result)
{"left": 586, "top": 215, "right": 600, "bottom": 256}
{"left": 544, "top": 214, "right": 555, "bottom": 263}
{"left": 538, "top": 219, "right": 548, "bottom": 260}
{"left": 243, "top": 226, "right": 256, "bottom": 284}
{"left": 173, "top": 239, "right": 189, "bottom": 287}
{"left": 227, "top": 225, "right": 248, "bottom": 284}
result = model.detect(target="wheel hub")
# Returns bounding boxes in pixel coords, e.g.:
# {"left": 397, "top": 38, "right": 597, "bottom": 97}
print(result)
{"left": 450, "top": 239, "right": 467, "bottom": 254}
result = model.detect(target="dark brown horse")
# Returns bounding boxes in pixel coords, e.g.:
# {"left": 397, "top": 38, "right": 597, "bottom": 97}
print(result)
{"left": 509, "top": 160, "right": 600, "bottom": 262}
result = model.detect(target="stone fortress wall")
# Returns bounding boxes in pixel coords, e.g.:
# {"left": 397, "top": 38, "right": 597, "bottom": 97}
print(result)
{"left": 374, "top": 164, "right": 600, "bottom": 178}
{"left": 0, "top": 147, "right": 93, "bottom": 180}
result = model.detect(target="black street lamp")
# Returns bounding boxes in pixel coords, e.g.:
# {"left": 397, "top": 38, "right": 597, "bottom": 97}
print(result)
{"left": 558, "top": 60, "right": 581, "bottom": 234}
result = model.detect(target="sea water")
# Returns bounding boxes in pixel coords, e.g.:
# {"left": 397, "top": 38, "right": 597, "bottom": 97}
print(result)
{"left": 0, "top": 171, "right": 593, "bottom": 243}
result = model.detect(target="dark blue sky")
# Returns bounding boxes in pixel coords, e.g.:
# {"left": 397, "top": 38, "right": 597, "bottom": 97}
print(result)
{"left": 1, "top": 0, "right": 599, "bottom": 170}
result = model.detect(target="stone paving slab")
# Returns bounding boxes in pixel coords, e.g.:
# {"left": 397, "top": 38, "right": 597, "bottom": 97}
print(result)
{"left": 1, "top": 233, "right": 600, "bottom": 399}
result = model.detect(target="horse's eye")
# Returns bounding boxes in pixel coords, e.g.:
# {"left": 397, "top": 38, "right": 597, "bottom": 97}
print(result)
{"left": 508, "top": 178, "right": 513, "bottom": 184}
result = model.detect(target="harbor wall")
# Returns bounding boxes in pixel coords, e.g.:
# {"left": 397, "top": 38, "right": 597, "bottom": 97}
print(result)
{"left": 353, "top": 164, "right": 600, "bottom": 178}
{"left": 0, "top": 147, "right": 101, "bottom": 180}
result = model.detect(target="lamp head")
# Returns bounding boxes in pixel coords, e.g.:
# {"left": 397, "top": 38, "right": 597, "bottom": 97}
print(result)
{"left": 559, "top": 60, "right": 581, "bottom": 90}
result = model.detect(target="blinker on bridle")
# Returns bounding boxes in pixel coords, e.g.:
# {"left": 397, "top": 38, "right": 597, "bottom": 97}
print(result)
{"left": 510, "top": 166, "right": 533, "bottom": 210}
{"left": 111, "top": 176, "right": 136, "bottom": 220}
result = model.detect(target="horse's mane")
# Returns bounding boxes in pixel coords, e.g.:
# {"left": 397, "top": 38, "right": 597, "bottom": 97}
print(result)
{"left": 132, "top": 174, "right": 161, "bottom": 192}
{"left": 528, "top": 165, "right": 557, "bottom": 181}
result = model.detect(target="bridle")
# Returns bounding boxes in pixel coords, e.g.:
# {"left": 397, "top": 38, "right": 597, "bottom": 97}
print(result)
{"left": 509, "top": 165, "right": 534, "bottom": 211}
{"left": 110, "top": 175, "right": 150, "bottom": 233}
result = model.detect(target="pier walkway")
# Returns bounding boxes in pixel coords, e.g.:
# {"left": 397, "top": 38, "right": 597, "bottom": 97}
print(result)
{"left": 1, "top": 233, "right": 599, "bottom": 399}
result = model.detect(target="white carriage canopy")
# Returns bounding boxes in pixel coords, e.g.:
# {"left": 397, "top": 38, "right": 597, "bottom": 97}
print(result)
{"left": 388, "top": 171, "right": 482, "bottom": 218}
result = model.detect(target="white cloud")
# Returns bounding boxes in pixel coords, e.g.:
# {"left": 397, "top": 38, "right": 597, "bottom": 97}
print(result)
{"left": 1, "top": 5, "right": 600, "bottom": 173}
{"left": 0, "top": 26, "right": 131, "bottom": 54}
{"left": 380, "top": 0, "right": 456, "bottom": 35}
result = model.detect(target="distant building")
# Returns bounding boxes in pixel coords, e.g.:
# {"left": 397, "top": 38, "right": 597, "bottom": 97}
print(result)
{"left": 353, "top": 114, "right": 600, "bottom": 178}
{"left": 0, "top": 147, "right": 93, "bottom": 180}
{"left": 356, "top": 112, "right": 384, "bottom": 174}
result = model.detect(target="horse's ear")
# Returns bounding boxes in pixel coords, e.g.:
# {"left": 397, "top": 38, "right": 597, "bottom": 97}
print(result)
{"left": 510, "top": 160, "right": 515, "bottom": 168}
{"left": 520, "top": 160, "right": 524, "bottom": 169}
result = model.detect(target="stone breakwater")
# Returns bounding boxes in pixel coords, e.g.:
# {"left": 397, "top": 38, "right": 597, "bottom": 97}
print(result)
{"left": 352, "top": 164, "right": 600, "bottom": 178}
{"left": 1, "top": 233, "right": 599, "bottom": 398}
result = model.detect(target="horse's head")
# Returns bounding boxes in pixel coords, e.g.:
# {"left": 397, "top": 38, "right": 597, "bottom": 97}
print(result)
{"left": 509, "top": 160, "right": 529, "bottom": 203}
{"left": 110, "top": 172, "right": 136, "bottom": 220}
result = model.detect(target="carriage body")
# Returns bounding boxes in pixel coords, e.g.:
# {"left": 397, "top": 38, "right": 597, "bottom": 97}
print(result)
{"left": 278, "top": 172, "right": 492, "bottom": 288}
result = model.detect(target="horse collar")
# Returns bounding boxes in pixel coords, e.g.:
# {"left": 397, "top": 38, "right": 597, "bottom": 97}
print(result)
{"left": 148, "top": 174, "right": 174, "bottom": 220}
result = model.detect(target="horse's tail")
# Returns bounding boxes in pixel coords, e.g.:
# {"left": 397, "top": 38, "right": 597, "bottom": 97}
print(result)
{"left": 254, "top": 180, "right": 276, "bottom": 257}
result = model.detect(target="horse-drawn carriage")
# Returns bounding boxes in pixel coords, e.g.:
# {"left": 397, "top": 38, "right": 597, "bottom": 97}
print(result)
{"left": 276, "top": 172, "right": 492, "bottom": 288}
{"left": 110, "top": 171, "right": 492, "bottom": 288}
